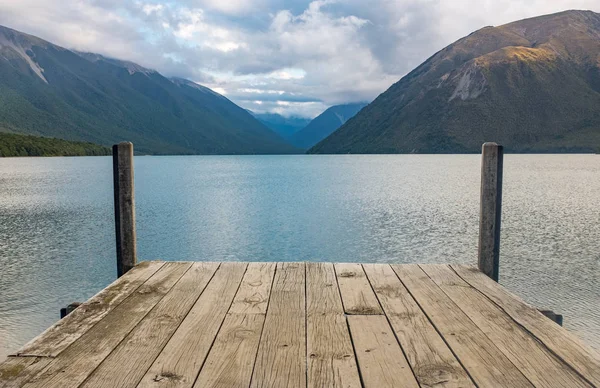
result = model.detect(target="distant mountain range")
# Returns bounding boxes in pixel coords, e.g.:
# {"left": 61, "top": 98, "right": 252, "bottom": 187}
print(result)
{"left": 4, "top": 10, "right": 600, "bottom": 156}
{"left": 311, "top": 10, "right": 600, "bottom": 153}
{"left": 250, "top": 112, "right": 311, "bottom": 140}
{"left": 290, "top": 103, "right": 367, "bottom": 149}
{"left": 251, "top": 104, "right": 367, "bottom": 150}
{"left": 0, "top": 25, "right": 296, "bottom": 155}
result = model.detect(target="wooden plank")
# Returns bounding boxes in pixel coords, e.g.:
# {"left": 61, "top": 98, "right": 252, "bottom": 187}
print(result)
{"left": 192, "top": 263, "right": 276, "bottom": 387}
{"left": 250, "top": 262, "right": 306, "bottom": 388}
{"left": 363, "top": 264, "right": 475, "bottom": 388}
{"left": 22, "top": 262, "right": 192, "bottom": 388}
{"left": 113, "top": 141, "right": 137, "bottom": 277}
{"left": 82, "top": 262, "right": 223, "bottom": 388}
{"left": 193, "top": 314, "right": 265, "bottom": 388}
{"left": 306, "top": 263, "right": 361, "bottom": 388}
{"left": 347, "top": 315, "right": 419, "bottom": 388}
{"left": 228, "top": 262, "right": 276, "bottom": 314}
{"left": 15, "top": 261, "right": 164, "bottom": 357}
{"left": 334, "top": 263, "right": 382, "bottom": 315}
{"left": 392, "top": 264, "right": 534, "bottom": 387}
{"left": 478, "top": 142, "right": 503, "bottom": 281}
{"left": 137, "top": 262, "right": 247, "bottom": 388}
{"left": 421, "top": 264, "right": 591, "bottom": 387}
{"left": 0, "top": 357, "right": 51, "bottom": 388}
{"left": 452, "top": 264, "right": 600, "bottom": 386}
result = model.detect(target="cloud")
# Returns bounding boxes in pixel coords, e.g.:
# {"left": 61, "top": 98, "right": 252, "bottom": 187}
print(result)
{"left": 0, "top": 0, "right": 599, "bottom": 117}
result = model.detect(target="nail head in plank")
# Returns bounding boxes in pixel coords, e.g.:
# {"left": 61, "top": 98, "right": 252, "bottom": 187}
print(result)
{"left": 15, "top": 261, "right": 164, "bottom": 358}
{"left": 306, "top": 263, "right": 361, "bottom": 388}
{"left": 363, "top": 264, "right": 475, "bottom": 388}
{"left": 392, "top": 264, "right": 534, "bottom": 388}
{"left": 250, "top": 262, "right": 306, "bottom": 388}
{"left": 137, "top": 262, "right": 247, "bottom": 388}
{"left": 347, "top": 315, "right": 420, "bottom": 388}
{"left": 452, "top": 264, "right": 600, "bottom": 386}
{"left": 334, "top": 263, "right": 382, "bottom": 315}
{"left": 22, "top": 262, "right": 192, "bottom": 388}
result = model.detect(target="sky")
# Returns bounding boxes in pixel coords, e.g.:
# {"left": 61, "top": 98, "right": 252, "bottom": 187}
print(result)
{"left": 1, "top": 0, "right": 599, "bottom": 118}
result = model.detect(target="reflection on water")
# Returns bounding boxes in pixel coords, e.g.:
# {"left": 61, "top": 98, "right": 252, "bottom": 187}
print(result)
{"left": 0, "top": 154, "right": 598, "bottom": 359}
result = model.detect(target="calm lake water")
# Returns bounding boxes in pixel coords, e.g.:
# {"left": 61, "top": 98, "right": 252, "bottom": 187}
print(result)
{"left": 0, "top": 154, "right": 599, "bottom": 360}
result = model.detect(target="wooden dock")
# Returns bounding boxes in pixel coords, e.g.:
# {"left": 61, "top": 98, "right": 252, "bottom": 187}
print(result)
{"left": 2, "top": 261, "right": 599, "bottom": 388}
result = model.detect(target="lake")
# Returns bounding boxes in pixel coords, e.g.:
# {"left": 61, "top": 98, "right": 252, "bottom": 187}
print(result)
{"left": 0, "top": 154, "right": 599, "bottom": 360}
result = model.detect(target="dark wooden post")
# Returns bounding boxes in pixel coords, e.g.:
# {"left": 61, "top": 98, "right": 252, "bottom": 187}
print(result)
{"left": 113, "top": 142, "right": 137, "bottom": 277}
{"left": 478, "top": 142, "right": 503, "bottom": 282}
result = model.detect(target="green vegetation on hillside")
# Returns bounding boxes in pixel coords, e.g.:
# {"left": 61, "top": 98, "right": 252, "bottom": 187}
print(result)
{"left": 0, "top": 132, "right": 110, "bottom": 157}
{"left": 0, "top": 25, "right": 295, "bottom": 155}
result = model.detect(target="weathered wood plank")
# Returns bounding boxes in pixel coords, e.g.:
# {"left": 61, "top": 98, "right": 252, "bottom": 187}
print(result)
{"left": 363, "top": 264, "right": 475, "bottom": 388}
{"left": 334, "top": 263, "right": 382, "bottom": 315}
{"left": 193, "top": 314, "right": 265, "bottom": 388}
{"left": 137, "top": 262, "right": 247, "bottom": 388}
{"left": 347, "top": 315, "right": 419, "bottom": 388}
{"left": 421, "top": 264, "right": 591, "bottom": 387}
{"left": 250, "top": 262, "right": 306, "bottom": 388}
{"left": 21, "top": 262, "right": 192, "bottom": 388}
{"left": 452, "top": 264, "right": 600, "bottom": 386}
{"left": 392, "top": 264, "right": 533, "bottom": 387}
{"left": 15, "top": 261, "right": 164, "bottom": 358}
{"left": 192, "top": 263, "right": 276, "bottom": 387}
{"left": 228, "top": 262, "right": 276, "bottom": 315}
{"left": 0, "top": 357, "right": 51, "bottom": 388}
{"left": 82, "top": 262, "right": 223, "bottom": 388}
{"left": 306, "top": 263, "right": 361, "bottom": 388}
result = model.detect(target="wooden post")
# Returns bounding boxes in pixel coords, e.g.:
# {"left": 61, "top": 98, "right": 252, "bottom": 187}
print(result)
{"left": 113, "top": 142, "right": 137, "bottom": 277}
{"left": 478, "top": 142, "right": 503, "bottom": 282}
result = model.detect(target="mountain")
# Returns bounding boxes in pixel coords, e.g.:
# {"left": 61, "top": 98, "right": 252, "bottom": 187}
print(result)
{"left": 290, "top": 103, "right": 367, "bottom": 149}
{"left": 251, "top": 112, "right": 311, "bottom": 139}
{"left": 310, "top": 10, "right": 600, "bottom": 154}
{"left": 0, "top": 25, "right": 296, "bottom": 154}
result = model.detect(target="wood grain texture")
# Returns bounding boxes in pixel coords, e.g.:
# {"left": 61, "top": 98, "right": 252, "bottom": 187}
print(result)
{"left": 22, "top": 262, "right": 192, "bottom": 388}
{"left": 15, "top": 261, "right": 164, "bottom": 357}
{"left": 113, "top": 142, "right": 137, "bottom": 277}
{"left": 137, "top": 262, "right": 247, "bottom": 388}
{"left": 421, "top": 264, "right": 590, "bottom": 387}
{"left": 80, "top": 262, "right": 220, "bottom": 388}
{"left": 250, "top": 262, "right": 306, "bottom": 388}
{"left": 392, "top": 264, "right": 534, "bottom": 388}
{"left": 334, "top": 263, "right": 382, "bottom": 315}
{"left": 0, "top": 357, "right": 51, "bottom": 388}
{"left": 228, "top": 262, "right": 275, "bottom": 315}
{"left": 478, "top": 142, "right": 503, "bottom": 282}
{"left": 4, "top": 262, "right": 599, "bottom": 388}
{"left": 192, "top": 263, "right": 276, "bottom": 387}
{"left": 363, "top": 264, "right": 475, "bottom": 388}
{"left": 452, "top": 264, "right": 600, "bottom": 386}
{"left": 347, "top": 315, "right": 419, "bottom": 388}
{"left": 306, "top": 263, "right": 361, "bottom": 388}
{"left": 194, "top": 313, "right": 265, "bottom": 388}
